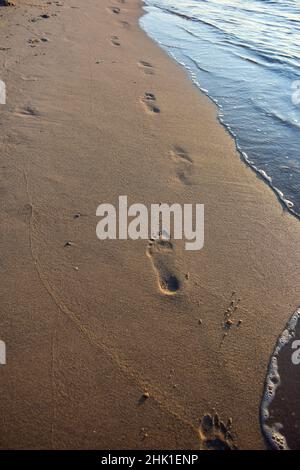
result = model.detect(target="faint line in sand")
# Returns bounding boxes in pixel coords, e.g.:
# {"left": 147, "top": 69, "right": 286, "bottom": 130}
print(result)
{"left": 21, "top": 165, "right": 199, "bottom": 443}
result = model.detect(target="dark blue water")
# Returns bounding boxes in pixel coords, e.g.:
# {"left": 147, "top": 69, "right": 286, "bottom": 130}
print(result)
{"left": 140, "top": 0, "right": 300, "bottom": 216}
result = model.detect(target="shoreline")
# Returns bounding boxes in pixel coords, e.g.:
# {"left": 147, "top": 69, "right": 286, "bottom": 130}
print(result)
{"left": 0, "top": 0, "right": 299, "bottom": 449}
{"left": 139, "top": 3, "right": 299, "bottom": 221}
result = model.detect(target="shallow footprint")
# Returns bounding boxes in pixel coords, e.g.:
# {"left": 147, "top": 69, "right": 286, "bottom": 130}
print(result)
{"left": 138, "top": 60, "right": 155, "bottom": 75}
{"left": 108, "top": 6, "right": 121, "bottom": 14}
{"left": 120, "top": 20, "right": 130, "bottom": 29}
{"left": 146, "top": 239, "right": 181, "bottom": 295}
{"left": 175, "top": 169, "right": 193, "bottom": 186}
{"left": 13, "top": 105, "right": 41, "bottom": 117}
{"left": 171, "top": 146, "right": 193, "bottom": 163}
{"left": 170, "top": 146, "right": 195, "bottom": 185}
{"left": 140, "top": 92, "right": 160, "bottom": 114}
{"left": 111, "top": 35, "right": 121, "bottom": 46}
{"left": 199, "top": 413, "right": 237, "bottom": 450}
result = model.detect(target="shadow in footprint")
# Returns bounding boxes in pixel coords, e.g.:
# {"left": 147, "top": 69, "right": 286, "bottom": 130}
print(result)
{"left": 146, "top": 239, "right": 181, "bottom": 295}
{"left": 199, "top": 413, "right": 237, "bottom": 450}
{"left": 170, "top": 146, "right": 196, "bottom": 185}
{"left": 171, "top": 146, "right": 193, "bottom": 163}
{"left": 120, "top": 20, "right": 131, "bottom": 29}
{"left": 111, "top": 35, "right": 121, "bottom": 46}
{"left": 108, "top": 6, "right": 121, "bottom": 14}
{"left": 13, "top": 105, "right": 41, "bottom": 117}
{"left": 140, "top": 92, "right": 160, "bottom": 114}
{"left": 138, "top": 60, "right": 155, "bottom": 75}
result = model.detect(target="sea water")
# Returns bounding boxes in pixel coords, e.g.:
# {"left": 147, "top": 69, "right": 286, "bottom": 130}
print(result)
{"left": 140, "top": 0, "right": 300, "bottom": 216}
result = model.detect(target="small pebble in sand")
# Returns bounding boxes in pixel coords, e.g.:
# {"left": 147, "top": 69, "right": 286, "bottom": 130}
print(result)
{"left": 185, "top": 272, "right": 190, "bottom": 280}
{"left": 64, "top": 241, "right": 73, "bottom": 247}
{"left": 225, "top": 319, "right": 234, "bottom": 327}
{"left": 198, "top": 319, "right": 203, "bottom": 325}
{"left": 237, "top": 319, "right": 243, "bottom": 326}
{"left": 142, "top": 391, "right": 150, "bottom": 400}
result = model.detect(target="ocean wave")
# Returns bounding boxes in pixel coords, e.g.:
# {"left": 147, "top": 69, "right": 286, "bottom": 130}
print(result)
{"left": 141, "top": 0, "right": 300, "bottom": 215}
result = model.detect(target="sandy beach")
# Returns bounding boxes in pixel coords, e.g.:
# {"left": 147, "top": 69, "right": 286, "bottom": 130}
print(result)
{"left": 0, "top": 0, "right": 300, "bottom": 450}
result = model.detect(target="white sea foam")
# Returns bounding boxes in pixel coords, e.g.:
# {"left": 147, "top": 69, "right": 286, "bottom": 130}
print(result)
{"left": 261, "top": 307, "right": 300, "bottom": 450}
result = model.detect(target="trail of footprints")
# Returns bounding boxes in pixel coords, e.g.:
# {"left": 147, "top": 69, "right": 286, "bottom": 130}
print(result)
{"left": 110, "top": 0, "right": 127, "bottom": 43}
{"left": 108, "top": 5, "right": 194, "bottom": 292}
{"left": 17, "top": 3, "right": 237, "bottom": 442}
{"left": 138, "top": 85, "right": 194, "bottom": 184}
{"left": 22, "top": 1, "right": 236, "bottom": 445}
{"left": 144, "top": 145, "right": 195, "bottom": 291}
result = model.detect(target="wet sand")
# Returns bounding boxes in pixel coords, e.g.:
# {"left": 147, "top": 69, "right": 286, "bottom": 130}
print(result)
{"left": 0, "top": 0, "right": 300, "bottom": 449}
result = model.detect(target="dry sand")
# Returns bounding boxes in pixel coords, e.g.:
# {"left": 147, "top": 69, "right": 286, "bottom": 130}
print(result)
{"left": 0, "top": 0, "right": 300, "bottom": 450}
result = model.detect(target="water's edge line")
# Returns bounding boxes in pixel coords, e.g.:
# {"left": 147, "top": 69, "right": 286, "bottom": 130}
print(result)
{"left": 260, "top": 307, "right": 300, "bottom": 450}
{"left": 137, "top": 1, "right": 300, "bottom": 452}
{"left": 139, "top": 3, "right": 300, "bottom": 223}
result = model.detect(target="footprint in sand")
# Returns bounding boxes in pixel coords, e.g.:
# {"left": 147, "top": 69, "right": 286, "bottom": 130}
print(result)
{"left": 138, "top": 60, "right": 155, "bottom": 75}
{"left": 171, "top": 146, "right": 193, "bottom": 163}
{"left": 146, "top": 238, "right": 181, "bottom": 295}
{"left": 120, "top": 20, "right": 131, "bottom": 29}
{"left": 13, "top": 105, "right": 41, "bottom": 117}
{"left": 108, "top": 6, "right": 121, "bottom": 14}
{"left": 111, "top": 35, "right": 121, "bottom": 46}
{"left": 140, "top": 92, "right": 160, "bottom": 114}
{"left": 170, "top": 146, "right": 195, "bottom": 185}
{"left": 199, "top": 413, "right": 237, "bottom": 450}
